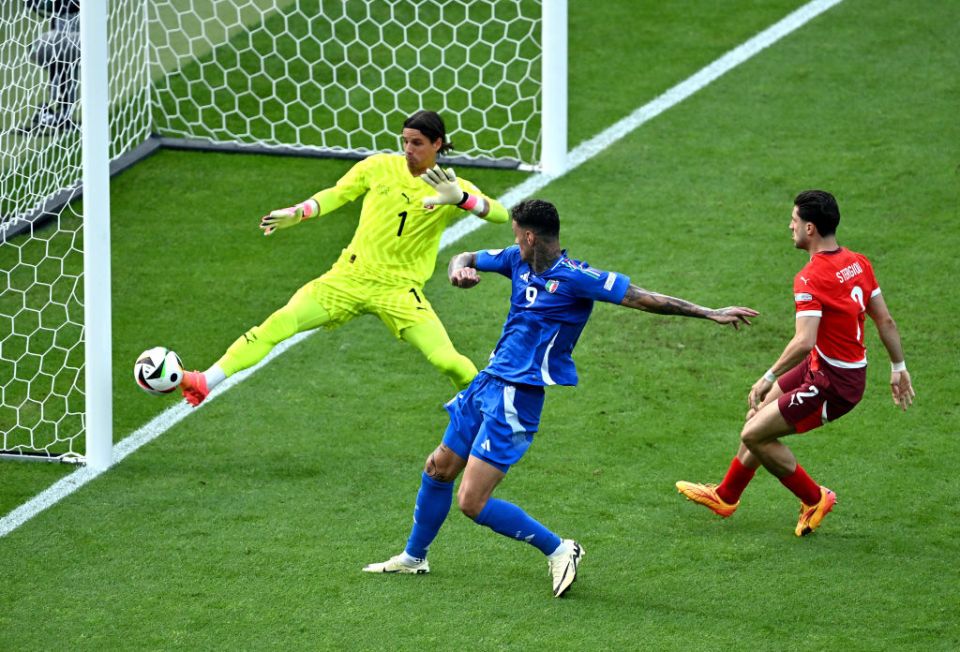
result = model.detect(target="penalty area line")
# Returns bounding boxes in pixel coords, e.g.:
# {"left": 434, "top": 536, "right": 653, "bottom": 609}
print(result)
{"left": 0, "top": 0, "right": 843, "bottom": 539}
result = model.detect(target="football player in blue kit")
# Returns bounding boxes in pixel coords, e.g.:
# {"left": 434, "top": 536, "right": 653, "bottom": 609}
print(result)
{"left": 363, "top": 199, "right": 758, "bottom": 597}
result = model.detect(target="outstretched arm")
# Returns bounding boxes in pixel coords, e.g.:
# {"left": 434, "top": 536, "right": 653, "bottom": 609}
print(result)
{"left": 259, "top": 198, "right": 320, "bottom": 236}
{"left": 260, "top": 162, "right": 368, "bottom": 235}
{"left": 448, "top": 251, "right": 481, "bottom": 288}
{"left": 421, "top": 166, "right": 509, "bottom": 223}
{"left": 867, "top": 293, "right": 915, "bottom": 410}
{"left": 620, "top": 284, "right": 758, "bottom": 327}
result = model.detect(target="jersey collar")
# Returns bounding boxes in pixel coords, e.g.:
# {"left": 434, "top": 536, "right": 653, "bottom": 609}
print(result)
{"left": 527, "top": 250, "right": 567, "bottom": 278}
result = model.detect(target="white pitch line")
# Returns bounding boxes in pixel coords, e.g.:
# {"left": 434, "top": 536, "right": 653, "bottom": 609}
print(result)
{"left": 0, "top": 0, "right": 843, "bottom": 539}
{"left": 441, "top": 0, "right": 844, "bottom": 250}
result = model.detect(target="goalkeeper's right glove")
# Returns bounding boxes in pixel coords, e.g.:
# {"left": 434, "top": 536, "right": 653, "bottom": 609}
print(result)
{"left": 259, "top": 199, "right": 319, "bottom": 236}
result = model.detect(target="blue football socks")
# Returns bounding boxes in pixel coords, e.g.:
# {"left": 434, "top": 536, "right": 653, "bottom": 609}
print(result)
{"left": 404, "top": 472, "right": 454, "bottom": 560}
{"left": 473, "top": 497, "right": 561, "bottom": 555}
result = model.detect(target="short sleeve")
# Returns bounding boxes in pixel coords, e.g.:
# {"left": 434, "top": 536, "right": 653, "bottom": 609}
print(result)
{"left": 568, "top": 266, "right": 631, "bottom": 304}
{"left": 793, "top": 272, "right": 822, "bottom": 318}
{"left": 860, "top": 255, "right": 881, "bottom": 299}
{"left": 476, "top": 244, "right": 519, "bottom": 278}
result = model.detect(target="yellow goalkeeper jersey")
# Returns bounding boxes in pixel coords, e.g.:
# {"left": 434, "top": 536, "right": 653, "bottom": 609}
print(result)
{"left": 311, "top": 153, "right": 502, "bottom": 286}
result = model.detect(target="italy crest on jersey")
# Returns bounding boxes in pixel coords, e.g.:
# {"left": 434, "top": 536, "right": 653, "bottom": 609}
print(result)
{"left": 545, "top": 280, "right": 560, "bottom": 293}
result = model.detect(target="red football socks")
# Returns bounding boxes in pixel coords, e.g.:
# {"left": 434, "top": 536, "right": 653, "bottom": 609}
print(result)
{"left": 716, "top": 457, "right": 755, "bottom": 504}
{"left": 779, "top": 464, "right": 822, "bottom": 505}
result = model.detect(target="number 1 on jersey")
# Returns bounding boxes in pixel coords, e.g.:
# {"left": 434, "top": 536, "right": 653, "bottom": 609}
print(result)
{"left": 397, "top": 211, "right": 408, "bottom": 236}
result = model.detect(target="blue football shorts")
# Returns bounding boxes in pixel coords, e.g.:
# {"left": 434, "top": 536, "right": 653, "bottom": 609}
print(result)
{"left": 442, "top": 371, "right": 546, "bottom": 473}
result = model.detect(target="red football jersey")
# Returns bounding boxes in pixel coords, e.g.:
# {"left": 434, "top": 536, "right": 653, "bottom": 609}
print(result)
{"left": 793, "top": 247, "right": 880, "bottom": 369}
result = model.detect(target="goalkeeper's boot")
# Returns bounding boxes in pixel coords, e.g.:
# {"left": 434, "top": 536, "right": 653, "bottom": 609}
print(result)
{"left": 795, "top": 486, "right": 836, "bottom": 537}
{"left": 180, "top": 370, "right": 209, "bottom": 407}
{"left": 675, "top": 481, "right": 739, "bottom": 518}
{"left": 362, "top": 553, "right": 429, "bottom": 575}
{"left": 548, "top": 539, "right": 584, "bottom": 598}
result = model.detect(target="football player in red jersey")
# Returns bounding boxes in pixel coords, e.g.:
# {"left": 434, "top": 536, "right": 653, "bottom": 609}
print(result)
{"left": 677, "top": 190, "right": 915, "bottom": 536}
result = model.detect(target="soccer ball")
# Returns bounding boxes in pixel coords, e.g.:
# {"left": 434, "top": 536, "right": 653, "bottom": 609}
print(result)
{"left": 134, "top": 347, "right": 183, "bottom": 395}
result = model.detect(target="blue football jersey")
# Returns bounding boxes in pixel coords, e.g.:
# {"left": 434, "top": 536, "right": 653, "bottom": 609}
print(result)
{"left": 475, "top": 245, "right": 631, "bottom": 386}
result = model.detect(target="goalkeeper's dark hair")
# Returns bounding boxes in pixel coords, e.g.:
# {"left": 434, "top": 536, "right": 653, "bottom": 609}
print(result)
{"left": 511, "top": 199, "right": 560, "bottom": 240}
{"left": 794, "top": 189, "right": 840, "bottom": 237}
{"left": 404, "top": 110, "right": 453, "bottom": 154}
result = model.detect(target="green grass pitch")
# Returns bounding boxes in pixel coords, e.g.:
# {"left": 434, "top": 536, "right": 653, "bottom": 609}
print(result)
{"left": 2, "top": 0, "right": 959, "bottom": 649}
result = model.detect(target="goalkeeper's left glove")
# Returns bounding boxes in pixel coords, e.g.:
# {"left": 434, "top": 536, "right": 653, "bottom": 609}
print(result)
{"left": 421, "top": 165, "right": 488, "bottom": 216}
{"left": 421, "top": 166, "right": 468, "bottom": 208}
{"left": 259, "top": 199, "right": 318, "bottom": 236}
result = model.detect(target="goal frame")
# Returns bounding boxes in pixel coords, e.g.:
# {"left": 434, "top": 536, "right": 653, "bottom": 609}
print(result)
{"left": 1, "top": 0, "right": 568, "bottom": 468}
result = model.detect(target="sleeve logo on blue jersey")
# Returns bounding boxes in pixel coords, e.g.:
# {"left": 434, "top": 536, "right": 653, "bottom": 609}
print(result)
{"left": 520, "top": 272, "right": 530, "bottom": 282}
{"left": 486, "top": 248, "right": 504, "bottom": 255}
{"left": 545, "top": 280, "right": 560, "bottom": 293}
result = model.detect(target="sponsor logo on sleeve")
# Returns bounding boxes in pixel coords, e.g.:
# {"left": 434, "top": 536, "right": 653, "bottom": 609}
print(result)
{"left": 485, "top": 248, "right": 504, "bottom": 255}
{"left": 603, "top": 273, "right": 617, "bottom": 291}
{"left": 795, "top": 292, "right": 813, "bottom": 302}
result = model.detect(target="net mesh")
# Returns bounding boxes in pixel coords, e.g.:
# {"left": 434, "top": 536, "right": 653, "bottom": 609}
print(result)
{"left": 1, "top": 0, "right": 544, "bottom": 460}
{"left": 150, "top": 0, "right": 542, "bottom": 165}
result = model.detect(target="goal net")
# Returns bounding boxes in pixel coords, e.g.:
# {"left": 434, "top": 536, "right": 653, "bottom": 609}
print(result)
{"left": 0, "top": 1, "right": 150, "bottom": 461}
{"left": 1, "top": 0, "right": 557, "bottom": 463}
{"left": 151, "top": 0, "right": 543, "bottom": 167}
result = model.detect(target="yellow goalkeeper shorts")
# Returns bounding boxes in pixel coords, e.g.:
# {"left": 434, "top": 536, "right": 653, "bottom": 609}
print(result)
{"left": 293, "top": 254, "right": 444, "bottom": 339}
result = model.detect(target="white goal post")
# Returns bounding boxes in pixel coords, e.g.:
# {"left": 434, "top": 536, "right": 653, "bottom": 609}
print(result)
{"left": 0, "top": 0, "right": 567, "bottom": 466}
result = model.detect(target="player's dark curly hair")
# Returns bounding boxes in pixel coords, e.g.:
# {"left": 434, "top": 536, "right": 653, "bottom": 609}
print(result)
{"left": 511, "top": 199, "right": 560, "bottom": 239}
{"left": 403, "top": 110, "right": 453, "bottom": 154}
{"left": 794, "top": 190, "right": 840, "bottom": 237}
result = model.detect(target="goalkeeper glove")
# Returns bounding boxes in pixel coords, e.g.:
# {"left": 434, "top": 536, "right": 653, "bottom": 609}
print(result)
{"left": 259, "top": 199, "right": 318, "bottom": 236}
{"left": 421, "top": 166, "right": 468, "bottom": 208}
{"left": 421, "top": 166, "right": 489, "bottom": 216}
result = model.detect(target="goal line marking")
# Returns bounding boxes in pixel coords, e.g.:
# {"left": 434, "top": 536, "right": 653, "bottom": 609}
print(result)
{"left": 0, "top": 0, "right": 844, "bottom": 538}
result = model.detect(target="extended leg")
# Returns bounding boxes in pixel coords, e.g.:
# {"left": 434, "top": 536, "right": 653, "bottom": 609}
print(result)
{"left": 458, "top": 455, "right": 582, "bottom": 598}
{"left": 676, "top": 382, "right": 786, "bottom": 516}
{"left": 181, "top": 285, "right": 332, "bottom": 406}
{"left": 402, "top": 319, "right": 477, "bottom": 390}
{"left": 740, "top": 401, "right": 835, "bottom": 536}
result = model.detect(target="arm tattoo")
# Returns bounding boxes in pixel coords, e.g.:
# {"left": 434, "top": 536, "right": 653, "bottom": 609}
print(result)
{"left": 621, "top": 284, "right": 711, "bottom": 318}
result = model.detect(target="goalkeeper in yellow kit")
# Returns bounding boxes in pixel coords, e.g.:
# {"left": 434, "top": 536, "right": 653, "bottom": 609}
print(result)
{"left": 179, "top": 110, "right": 509, "bottom": 406}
